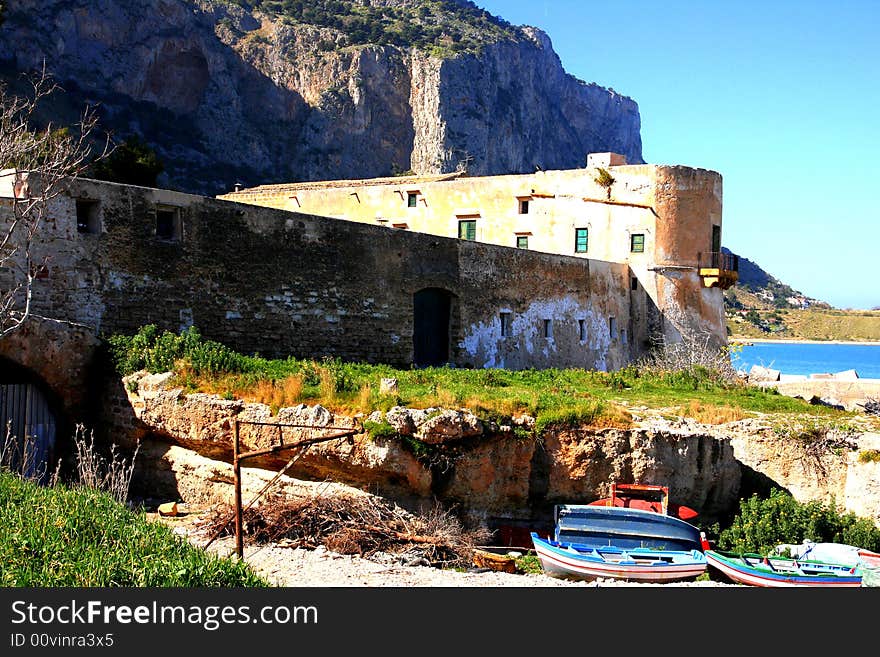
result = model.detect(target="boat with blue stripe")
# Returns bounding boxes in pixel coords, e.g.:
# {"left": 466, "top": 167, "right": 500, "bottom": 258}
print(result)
{"left": 705, "top": 550, "right": 863, "bottom": 587}
{"left": 531, "top": 533, "right": 707, "bottom": 583}
{"left": 530, "top": 504, "right": 708, "bottom": 583}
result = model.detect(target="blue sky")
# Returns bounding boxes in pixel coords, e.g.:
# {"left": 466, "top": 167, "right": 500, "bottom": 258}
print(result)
{"left": 474, "top": 0, "right": 879, "bottom": 310}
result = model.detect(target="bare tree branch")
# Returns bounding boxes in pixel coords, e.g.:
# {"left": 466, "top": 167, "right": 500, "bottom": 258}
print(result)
{"left": 0, "top": 64, "right": 110, "bottom": 338}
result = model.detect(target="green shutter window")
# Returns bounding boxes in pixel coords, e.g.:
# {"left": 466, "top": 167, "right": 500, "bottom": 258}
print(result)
{"left": 407, "top": 192, "right": 417, "bottom": 207}
{"left": 458, "top": 219, "right": 476, "bottom": 241}
{"left": 516, "top": 235, "right": 528, "bottom": 249}
{"left": 575, "top": 228, "right": 588, "bottom": 253}
{"left": 631, "top": 233, "right": 645, "bottom": 253}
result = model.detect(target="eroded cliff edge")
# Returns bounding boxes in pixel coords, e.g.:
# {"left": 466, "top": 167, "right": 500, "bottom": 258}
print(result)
{"left": 0, "top": 0, "right": 642, "bottom": 194}
{"left": 105, "top": 371, "right": 880, "bottom": 535}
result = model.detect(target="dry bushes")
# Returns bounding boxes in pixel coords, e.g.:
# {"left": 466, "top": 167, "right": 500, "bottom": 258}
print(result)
{"left": 638, "top": 331, "right": 740, "bottom": 382}
{"left": 202, "top": 494, "right": 491, "bottom": 568}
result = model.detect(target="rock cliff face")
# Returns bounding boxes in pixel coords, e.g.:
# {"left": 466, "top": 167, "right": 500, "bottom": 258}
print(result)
{"left": 0, "top": 0, "right": 642, "bottom": 195}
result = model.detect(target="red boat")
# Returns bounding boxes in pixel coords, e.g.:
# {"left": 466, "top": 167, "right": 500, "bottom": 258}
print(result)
{"left": 588, "top": 483, "right": 699, "bottom": 521}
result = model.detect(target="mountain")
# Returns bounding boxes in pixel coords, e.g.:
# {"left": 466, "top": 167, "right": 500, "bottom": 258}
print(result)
{"left": 0, "top": 0, "right": 643, "bottom": 195}
{"left": 722, "top": 247, "right": 828, "bottom": 311}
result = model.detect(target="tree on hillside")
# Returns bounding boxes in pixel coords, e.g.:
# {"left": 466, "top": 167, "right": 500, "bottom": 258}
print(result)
{"left": 0, "top": 67, "right": 107, "bottom": 338}
{"left": 88, "top": 135, "right": 164, "bottom": 188}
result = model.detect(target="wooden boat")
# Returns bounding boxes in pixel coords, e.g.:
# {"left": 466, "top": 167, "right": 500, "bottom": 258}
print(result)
{"left": 775, "top": 540, "right": 880, "bottom": 569}
{"left": 530, "top": 504, "right": 707, "bottom": 583}
{"left": 553, "top": 504, "right": 705, "bottom": 553}
{"left": 588, "top": 483, "right": 699, "bottom": 521}
{"left": 705, "top": 549, "right": 862, "bottom": 587}
{"left": 531, "top": 533, "right": 706, "bottom": 583}
{"left": 858, "top": 548, "right": 880, "bottom": 569}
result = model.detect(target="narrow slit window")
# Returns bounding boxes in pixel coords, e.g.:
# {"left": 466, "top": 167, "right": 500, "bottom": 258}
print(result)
{"left": 609, "top": 316, "right": 618, "bottom": 339}
{"left": 543, "top": 319, "right": 553, "bottom": 339}
{"left": 631, "top": 276, "right": 638, "bottom": 291}
{"left": 575, "top": 227, "right": 588, "bottom": 253}
{"left": 516, "top": 235, "right": 528, "bottom": 249}
{"left": 578, "top": 319, "right": 587, "bottom": 341}
{"left": 500, "top": 312, "right": 512, "bottom": 337}
{"left": 631, "top": 233, "right": 645, "bottom": 253}
{"left": 458, "top": 219, "right": 477, "bottom": 241}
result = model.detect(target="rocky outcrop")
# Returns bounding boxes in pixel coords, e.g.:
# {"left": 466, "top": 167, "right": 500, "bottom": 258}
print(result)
{"left": 114, "top": 371, "right": 745, "bottom": 526}
{"left": 0, "top": 0, "right": 642, "bottom": 195}
{"left": 110, "top": 370, "right": 880, "bottom": 529}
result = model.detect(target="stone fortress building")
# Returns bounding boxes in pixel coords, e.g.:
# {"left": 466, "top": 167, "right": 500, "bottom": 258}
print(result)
{"left": 0, "top": 154, "right": 734, "bottom": 471}
{"left": 220, "top": 152, "right": 736, "bottom": 353}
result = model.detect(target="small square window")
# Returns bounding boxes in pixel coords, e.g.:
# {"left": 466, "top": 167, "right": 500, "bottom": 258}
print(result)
{"left": 458, "top": 219, "right": 476, "bottom": 241}
{"left": 407, "top": 192, "right": 418, "bottom": 208}
{"left": 575, "top": 228, "right": 588, "bottom": 253}
{"left": 76, "top": 199, "right": 101, "bottom": 234}
{"left": 500, "top": 312, "right": 512, "bottom": 337}
{"left": 156, "top": 207, "right": 181, "bottom": 241}
{"left": 518, "top": 198, "right": 530, "bottom": 214}
{"left": 543, "top": 319, "right": 553, "bottom": 339}
{"left": 631, "top": 233, "right": 645, "bottom": 253}
{"left": 516, "top": 235, "right": 528, "bottom": 249}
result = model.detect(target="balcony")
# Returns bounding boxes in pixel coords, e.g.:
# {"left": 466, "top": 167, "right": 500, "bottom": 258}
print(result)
{"left": 698, "top": 251, "right": 739, "bottom": 289}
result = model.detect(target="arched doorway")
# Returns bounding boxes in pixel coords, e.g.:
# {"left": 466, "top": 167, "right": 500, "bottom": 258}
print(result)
{"left": 0, "top": 359, "right": 59, "bottom": 484}
{"left": 413, "top": 288, "right": 453, "bottom": 367}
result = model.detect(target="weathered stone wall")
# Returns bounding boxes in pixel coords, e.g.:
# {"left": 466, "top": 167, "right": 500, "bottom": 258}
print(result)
{"left": 221, "top": 162, "right": 729, "bottom": 350}
{"left": 11, "top": 177, "right": 639, "bottom": 372}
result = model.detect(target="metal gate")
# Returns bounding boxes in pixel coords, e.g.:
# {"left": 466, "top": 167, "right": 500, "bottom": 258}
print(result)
{"left": 0, "top": 383, "right": 57, "bottom": 483}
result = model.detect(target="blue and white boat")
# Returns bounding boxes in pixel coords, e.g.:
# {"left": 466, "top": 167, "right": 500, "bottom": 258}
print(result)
{"left": 530, "top": 504, "right": 708, "bottom": 583}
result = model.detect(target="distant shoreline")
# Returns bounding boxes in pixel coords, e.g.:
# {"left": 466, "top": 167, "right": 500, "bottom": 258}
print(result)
{"left": 729, "top": 337, "right": 880, "bottom": 346}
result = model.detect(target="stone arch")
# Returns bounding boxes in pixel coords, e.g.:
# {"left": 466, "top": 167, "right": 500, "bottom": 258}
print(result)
{"left": 0, "top": 356, "right": 66, "bottom": 483}
{"left": 0, "top": 318, "right": 102, "bottom": 480}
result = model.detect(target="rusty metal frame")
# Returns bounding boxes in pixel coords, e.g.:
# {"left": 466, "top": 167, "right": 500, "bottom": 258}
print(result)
{"left": 206, "top": 418, "right": 361, "bottom": 559}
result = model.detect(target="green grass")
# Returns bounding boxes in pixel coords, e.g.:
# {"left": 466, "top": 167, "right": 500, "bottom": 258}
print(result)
{"left": 108, "top": 325, "right": 860, "bottom": 433}
{"left": 0, "top": 471, "right": 268, "bottom": 586}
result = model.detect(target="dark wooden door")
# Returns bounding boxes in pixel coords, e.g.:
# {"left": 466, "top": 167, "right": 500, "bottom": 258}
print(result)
{"left": 413, "top": 288, "right": 451, "bottom": 367}
{"left": 0, "top": 383, "right": 57, "bottom": 483}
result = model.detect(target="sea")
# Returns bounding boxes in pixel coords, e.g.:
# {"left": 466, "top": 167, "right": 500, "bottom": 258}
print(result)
{"left": 730, "top": 341, "right": 880, "bottom": 379}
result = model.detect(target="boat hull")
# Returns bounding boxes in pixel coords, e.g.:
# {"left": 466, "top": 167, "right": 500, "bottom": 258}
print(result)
{"left": 531, "top": 534, "right": 707, "bottom": 583}
{"left": 705, "top": 550, "right": 862, "bottom": 587}
{"left": 554, "top": 505, "right": 704, "bottom": 553}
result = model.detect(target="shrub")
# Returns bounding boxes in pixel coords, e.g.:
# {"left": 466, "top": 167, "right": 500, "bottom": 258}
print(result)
{"left": 717, "top": 489, "right": 880, "bottom": 554}
{"left": 363, "top": 420, "right": 398, "bottom": 440}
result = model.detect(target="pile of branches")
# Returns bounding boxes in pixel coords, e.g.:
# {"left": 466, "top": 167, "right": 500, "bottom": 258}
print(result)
{"left": 859, "top": 398, "right": 880, "bottom": 416}
{"left": 202, "top": 494, "right": 491, "bottom": 568}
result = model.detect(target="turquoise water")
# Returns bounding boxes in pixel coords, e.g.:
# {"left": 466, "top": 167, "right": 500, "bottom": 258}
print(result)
{"left": 731, "top": 342, "right": 880, "bottom": 379}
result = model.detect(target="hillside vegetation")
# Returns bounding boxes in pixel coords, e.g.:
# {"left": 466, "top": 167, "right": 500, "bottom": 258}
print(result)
{"left": 219, "top": 0, "right": 521, "bottom": 55}
{"left": 728, "top": 307, "right": 880, "bottom": 342}
{"left": 723, "top": 248, "right": 880, "bottom": 341}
